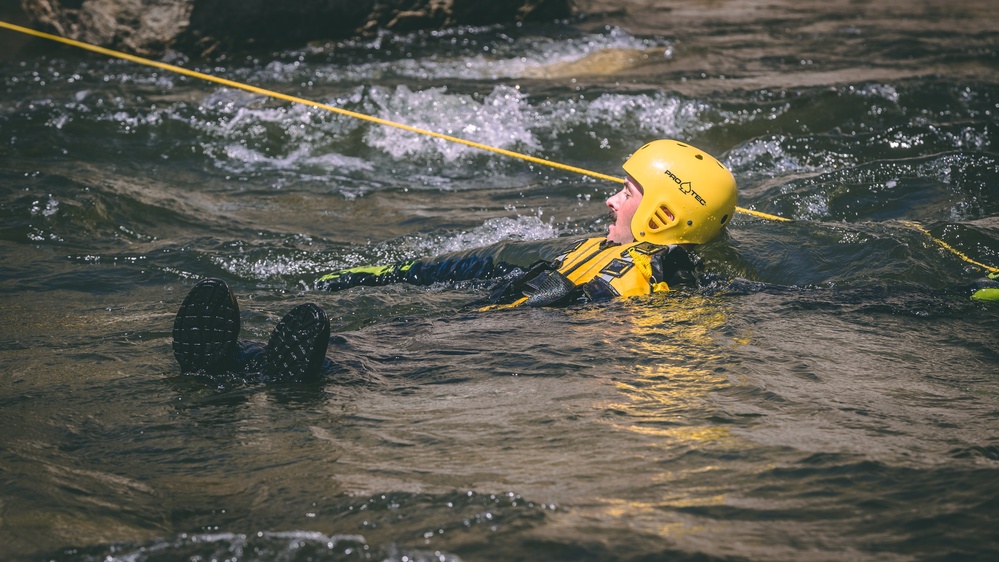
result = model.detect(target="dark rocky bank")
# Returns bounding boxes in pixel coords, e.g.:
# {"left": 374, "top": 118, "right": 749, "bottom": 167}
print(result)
{"left": 14, "top": 0, "right": 575, "bottom": 56}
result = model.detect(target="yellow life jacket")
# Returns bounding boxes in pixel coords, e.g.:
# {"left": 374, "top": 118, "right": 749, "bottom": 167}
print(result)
{"left": 486, "top": 237, "right": 672, "bottom": 309}
{"left": 554, "top": 237, "right": 669, "bottom": 299}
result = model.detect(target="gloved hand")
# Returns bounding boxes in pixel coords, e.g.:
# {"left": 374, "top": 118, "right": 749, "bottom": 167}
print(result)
{"left": 971, "top": 272, "right": 999, "bottom": 302}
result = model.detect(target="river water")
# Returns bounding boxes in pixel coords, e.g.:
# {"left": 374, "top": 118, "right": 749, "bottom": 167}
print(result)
{"left": 2, "top": 1, "right": 998, "bottom": 560}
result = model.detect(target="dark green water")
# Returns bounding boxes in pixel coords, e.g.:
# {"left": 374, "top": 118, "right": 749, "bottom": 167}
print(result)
{"left": 2, "top": 1, "right": 998, "bottom": 560}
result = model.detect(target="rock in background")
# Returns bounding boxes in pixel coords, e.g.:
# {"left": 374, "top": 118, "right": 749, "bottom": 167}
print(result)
{"left": 19, "top": 0, "right": 573, "bottom": 56}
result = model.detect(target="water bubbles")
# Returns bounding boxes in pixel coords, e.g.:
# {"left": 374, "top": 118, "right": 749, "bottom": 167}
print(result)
{"left": 27, "top": 227, "right": 63, "bottom": 242}
{"left": 212, "top": 248, "right": 321, "bottom": 281}
{"left": 30, "top": 194, "right": 59, "bottom": 217}
{"left": 365, "top": 84, "right": 541, "bottom": 161}
{"left": 727, "top": 137, "right": 812, "bottom": 178}
{"left": 92, "top": 531, "right": 371, "bottom": 562}
{"left": 796, "top": 193, "right": 832, "bottom": 220}
{"left": 850, "top": 83, "right": 900, "bottom": 103}
{"left": 394, "top": 215, "right": 559, "bottom": 259}
{"left": 584, "top": 93, "right": 718, "bottom": 138}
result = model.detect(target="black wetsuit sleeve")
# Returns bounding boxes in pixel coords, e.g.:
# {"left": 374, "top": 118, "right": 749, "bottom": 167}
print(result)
{"left": 400, "top": 251, "right": 520, "bottom": 286}
{"left": 652, "top": 245, "right": 700, "bottom": 288}
{"left": 315, "top": 255, "right": 511, "bottom": 292}
{"left": 315, "top": 261, "right": 417, "bottom": 291}
{"left": 316, "top": 239, "right": 567, "bottom": 292}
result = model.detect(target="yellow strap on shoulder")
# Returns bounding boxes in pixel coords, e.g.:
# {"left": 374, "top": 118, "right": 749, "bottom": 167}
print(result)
{"left": 627, "top": 247, "right": 653, "bottom": 279}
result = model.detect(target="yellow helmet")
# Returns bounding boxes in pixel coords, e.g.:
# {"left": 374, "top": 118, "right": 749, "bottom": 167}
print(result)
{"left": 622, "top": 139, "right": 738, "bottom": 245}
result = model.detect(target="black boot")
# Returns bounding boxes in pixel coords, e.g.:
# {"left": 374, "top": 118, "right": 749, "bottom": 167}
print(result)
{"left": 172, "top": 278, "right": 241, "bottom": 373}
{"left": 263, "top": 303, "right": 330, "bottom": 381}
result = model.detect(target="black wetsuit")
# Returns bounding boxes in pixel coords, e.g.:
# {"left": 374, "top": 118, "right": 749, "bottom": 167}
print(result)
{"left": 176, "top": 238, "right": 702, "bottom": 381}
{"left": 316, "top": 236, "right": 700, "bottom": 307}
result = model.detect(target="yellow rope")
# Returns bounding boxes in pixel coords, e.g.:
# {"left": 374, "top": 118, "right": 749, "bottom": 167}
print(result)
{"left": 0, "top": 19, "right": 792, "bottom": 222}
{"left": 900, "top": 220, "right": 999, "bottom": 274}
{"left": 0, "top": 21, "right": 608, "bottom": 179}
{"left": 734, "top": 207, "right": 791, "bottom": 222}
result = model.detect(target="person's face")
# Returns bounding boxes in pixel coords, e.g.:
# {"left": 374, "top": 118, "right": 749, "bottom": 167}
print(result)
{"left": 606, "top": 175, "right": 644, "bottom": 243}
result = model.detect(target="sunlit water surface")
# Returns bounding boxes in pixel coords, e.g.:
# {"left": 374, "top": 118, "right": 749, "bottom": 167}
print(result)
{"left": 1, "top": 1, "right": 998, "bottom": 560}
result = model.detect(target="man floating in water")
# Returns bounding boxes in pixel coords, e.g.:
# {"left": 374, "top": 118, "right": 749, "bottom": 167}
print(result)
{"left": 172, "top": 139, "right": 737, "bottom": 380}
{"left": 314, "top": 138, "right": 736, "bottom": 303}
{"left": 170, "top": 138, "right": 997, "bottom": 381}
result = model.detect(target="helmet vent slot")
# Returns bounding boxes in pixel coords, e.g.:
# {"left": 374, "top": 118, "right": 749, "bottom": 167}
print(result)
{"left": 648, "top": 204, "right": 672, "bottom": 231}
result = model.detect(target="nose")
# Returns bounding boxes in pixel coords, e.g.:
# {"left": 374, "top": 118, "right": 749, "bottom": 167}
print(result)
{"left": 606, "top": 189, "right": 623, "bottom": 210}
